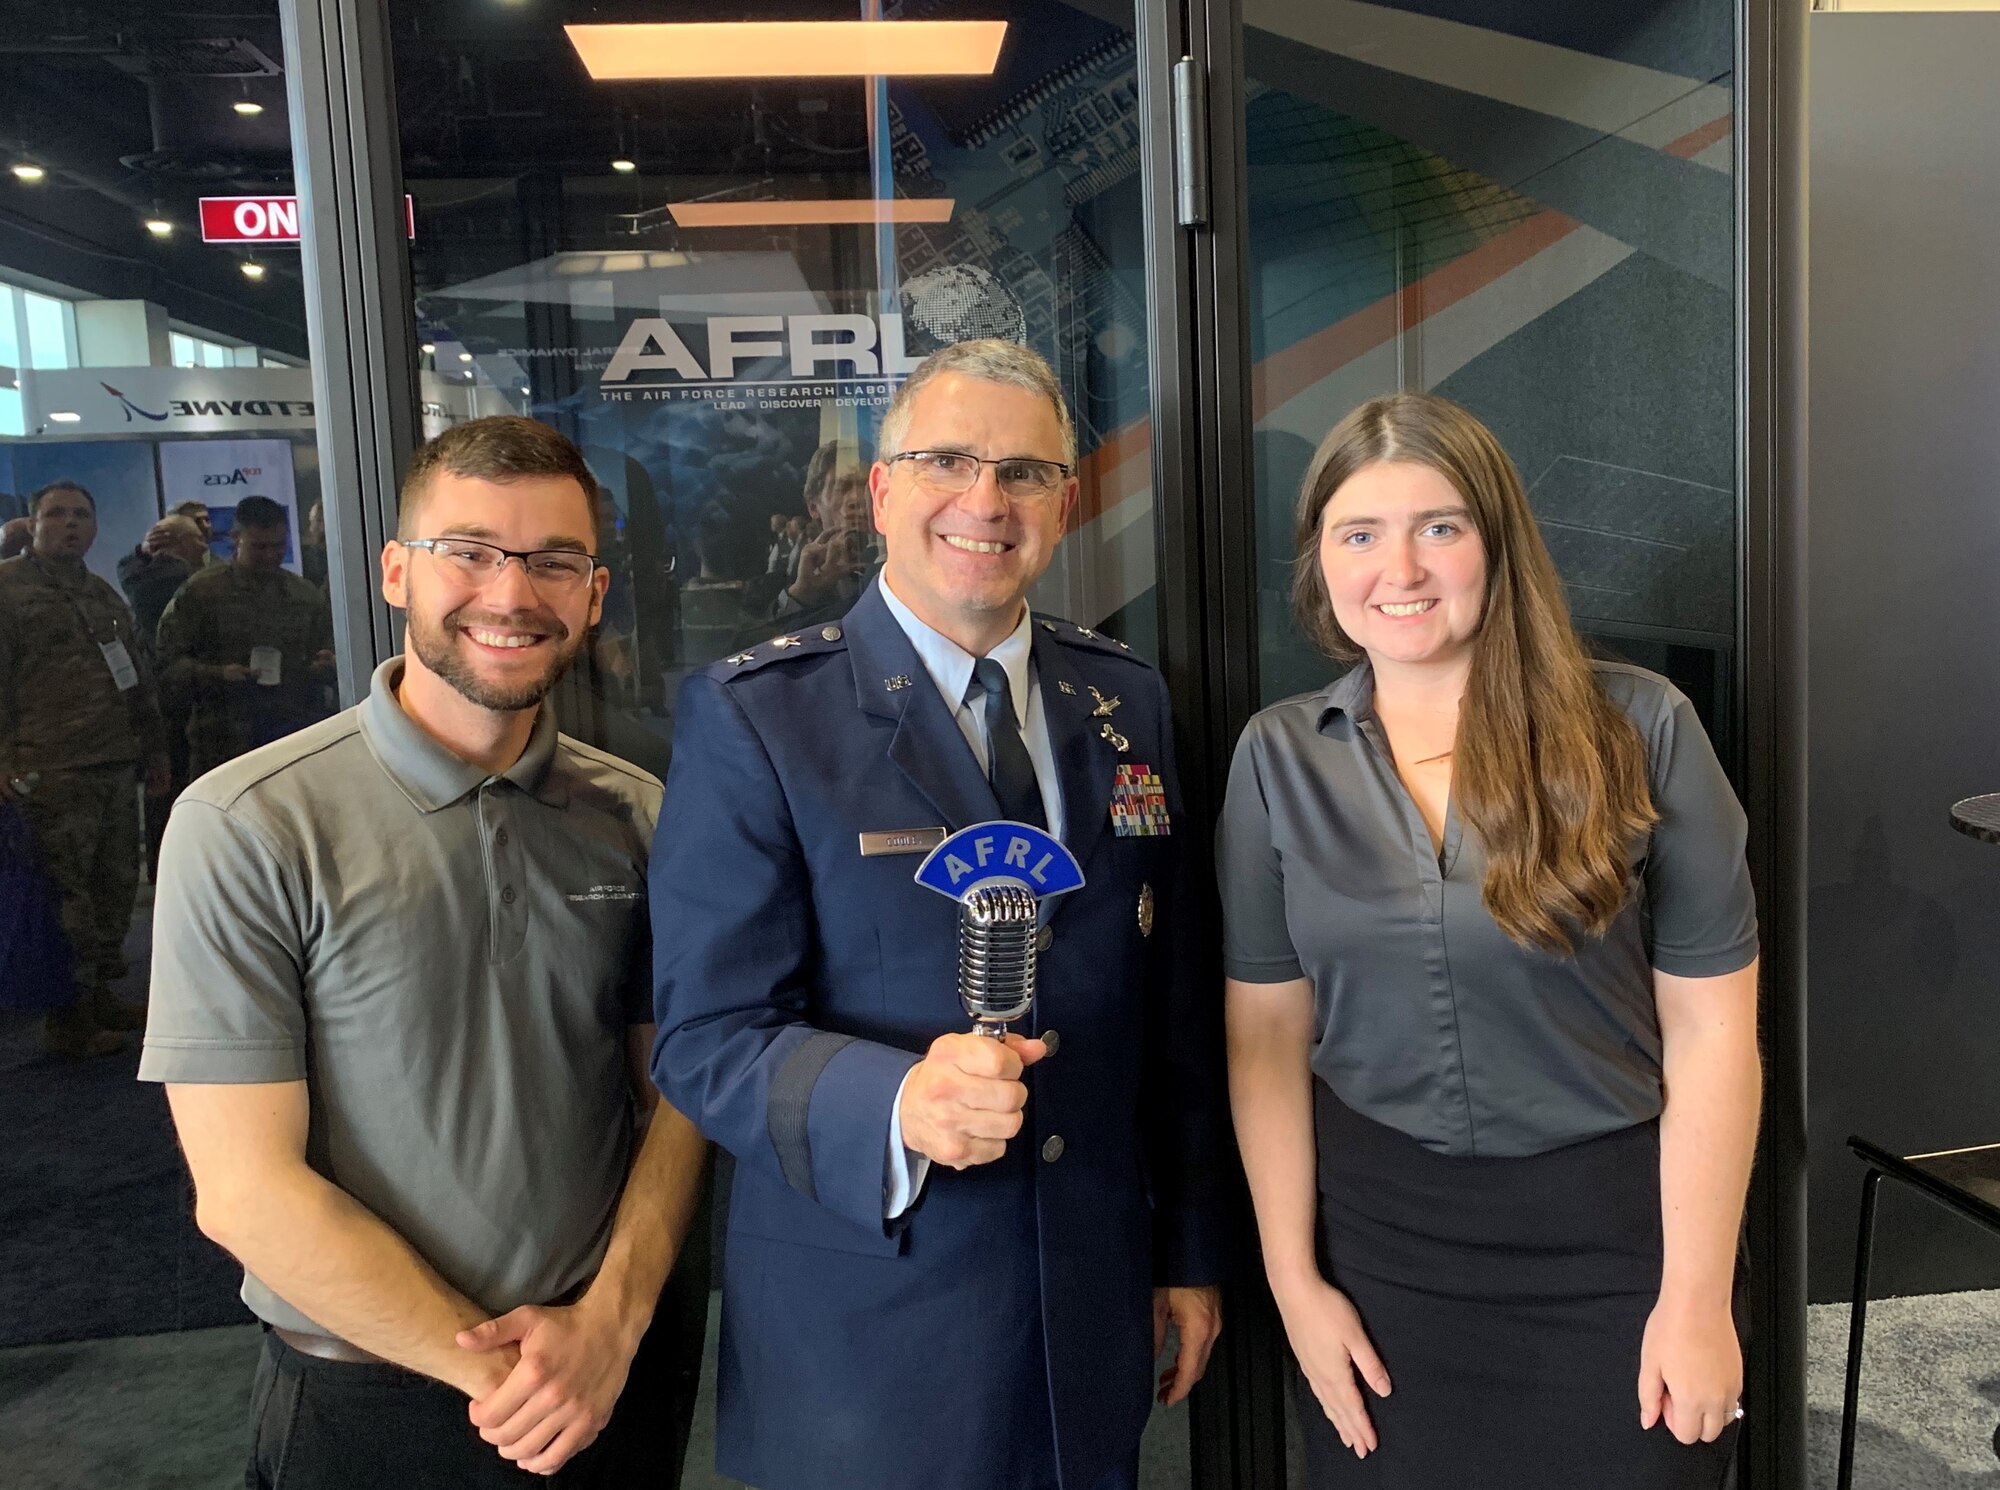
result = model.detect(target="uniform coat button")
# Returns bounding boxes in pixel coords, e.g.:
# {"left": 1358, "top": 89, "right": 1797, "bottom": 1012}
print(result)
{"left": 1034, "top": 925, "right": 1053, "bottom": 953}
{"left": 501, "top": 886, "right": 517, "bottom": 904}
{"left": 1041, "top": 1135, "right": 1065, "bottom": 1163}
{"left": 1040, "top": 1029, "right": 1061, "bottom": 1057}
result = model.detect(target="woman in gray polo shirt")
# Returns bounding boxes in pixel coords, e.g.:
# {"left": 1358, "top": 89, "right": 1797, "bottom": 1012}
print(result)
{"left": 1220, "top": 393, "right": 1760, "bottom": 1489}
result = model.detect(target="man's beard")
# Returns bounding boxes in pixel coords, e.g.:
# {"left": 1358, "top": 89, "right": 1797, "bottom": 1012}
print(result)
{"left": 406, "top": 600, "right": 583, "bottom": 712}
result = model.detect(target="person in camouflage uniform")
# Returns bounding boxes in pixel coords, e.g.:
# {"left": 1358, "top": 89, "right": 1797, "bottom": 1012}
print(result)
{"left": 0, "top": 480, "right": 169, "bottom": 1058}
{"left": 119, "top": 514, "right": 208, "bottom": 882}
{"left": 156, "top": 496, "right": 336, "bottom": 781}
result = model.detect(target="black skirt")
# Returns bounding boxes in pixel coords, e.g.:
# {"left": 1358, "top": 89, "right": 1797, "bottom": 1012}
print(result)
{"left": 1296, "top": 1084, "right": 1742, "bottom": 1490}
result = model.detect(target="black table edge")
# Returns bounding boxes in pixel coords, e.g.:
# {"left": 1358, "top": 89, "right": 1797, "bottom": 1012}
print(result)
{"left": 1845, "top": 1135, "right": 2000, "bottom": 1234}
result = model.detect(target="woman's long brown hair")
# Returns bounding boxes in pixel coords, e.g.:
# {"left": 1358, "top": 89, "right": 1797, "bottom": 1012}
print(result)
{"left": 1291, "top": 393, "right": 1657, "bottom": 954}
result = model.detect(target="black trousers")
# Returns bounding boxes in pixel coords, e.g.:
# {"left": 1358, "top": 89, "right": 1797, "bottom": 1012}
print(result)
{"left": 245, "top": 1300, "right": 698, "bottom": 1490}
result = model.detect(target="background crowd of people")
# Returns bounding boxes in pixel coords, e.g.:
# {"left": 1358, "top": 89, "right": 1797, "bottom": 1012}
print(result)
{"left": 0, "top": 482, "right": 335, "bottom": 1057}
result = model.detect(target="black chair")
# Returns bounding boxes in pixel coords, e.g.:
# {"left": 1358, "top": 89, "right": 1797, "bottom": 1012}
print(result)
{"left": 1834, "top": 1135, "right": 2000, "bottom": 1489}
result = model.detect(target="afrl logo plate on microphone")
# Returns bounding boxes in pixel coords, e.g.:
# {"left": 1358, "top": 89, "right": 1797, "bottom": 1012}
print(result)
{"left": 914, "top": 822, "right": 1085, "bottom": 901}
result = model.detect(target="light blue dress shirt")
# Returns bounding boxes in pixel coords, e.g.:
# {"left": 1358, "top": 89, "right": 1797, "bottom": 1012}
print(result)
{"left": 878, "top": 575, "right": 1066, "bottom": 1217}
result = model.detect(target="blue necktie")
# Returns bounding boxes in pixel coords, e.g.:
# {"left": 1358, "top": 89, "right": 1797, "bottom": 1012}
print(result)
{"left": 969, "top": 658, "right": 1045, "bottom": 829}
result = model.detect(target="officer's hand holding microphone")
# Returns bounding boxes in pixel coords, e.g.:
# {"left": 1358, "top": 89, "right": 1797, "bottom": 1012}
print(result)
{"left": 899, "top": 1032, "right": 1049, "bottom": 1169}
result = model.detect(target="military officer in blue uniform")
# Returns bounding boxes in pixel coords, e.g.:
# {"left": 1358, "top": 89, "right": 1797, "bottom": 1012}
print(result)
{"left": 650, "top": 340, "right": 1231, "bottom": 1490}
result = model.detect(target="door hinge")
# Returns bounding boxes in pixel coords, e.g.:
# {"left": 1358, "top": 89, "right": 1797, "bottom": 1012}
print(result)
{"left": 1171, "top": 56, "right": 1209, "bottom": 229}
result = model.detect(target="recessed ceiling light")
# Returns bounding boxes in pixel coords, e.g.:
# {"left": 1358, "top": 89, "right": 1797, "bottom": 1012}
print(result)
{"left": 669, "top": 197, "right": 956, "bottom": 227}
{"left": 234, "top": 100, "right": 265, "bottom": 116}
{"left": 565, "top": 20, "right": 1007, "bottom": 80}
{"left": 420, "top": 342, "right": 436, "bottom": 354}
{"left": 144, "top": 217, "right": 173, "bottom": 237}
{"left": 611, "top": 158, "right": 637, "bottom": 174}
{"left": 458, "top": 351, "right": 473, "bottom": 362}
{"left": 11, "top": 163, "right": 45, "bottom": 183}
{"left": 48, "top": 411, "right": 80, "bottom": 423}
{"left": 241, "top": 260, "right": 266, "bottom": 280}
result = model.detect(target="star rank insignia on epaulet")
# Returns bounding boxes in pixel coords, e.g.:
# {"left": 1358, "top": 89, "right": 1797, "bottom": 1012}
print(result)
{"left": 712, "top": 623, "right": 847, "bottom": 679}
{"left": 1034, "top": 613, "right": 1139, "bottom": 659}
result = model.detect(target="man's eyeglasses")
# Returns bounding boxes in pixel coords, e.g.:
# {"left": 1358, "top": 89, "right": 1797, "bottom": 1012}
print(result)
{"left": 887, "top": 450, "right": 1071, "bottom": 502}
{"left": 403, "top": 538, "right": 601, "bottom": 591}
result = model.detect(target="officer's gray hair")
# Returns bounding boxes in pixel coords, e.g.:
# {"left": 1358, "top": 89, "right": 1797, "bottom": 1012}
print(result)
{"left": 876, "top": 340, "right": 1076, "bottom": 470}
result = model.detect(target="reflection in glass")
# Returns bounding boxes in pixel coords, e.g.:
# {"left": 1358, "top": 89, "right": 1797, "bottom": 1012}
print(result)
{"left": 0, "top": 4, "right": 327, "bottom": 1483}
{"left": 1244, "top": 0, "right": 1737, "bottom": 712}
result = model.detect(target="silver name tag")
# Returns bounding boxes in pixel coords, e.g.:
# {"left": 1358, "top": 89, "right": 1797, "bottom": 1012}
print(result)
{"left": 859, "top": 827, "right": 948, "bottom": 857}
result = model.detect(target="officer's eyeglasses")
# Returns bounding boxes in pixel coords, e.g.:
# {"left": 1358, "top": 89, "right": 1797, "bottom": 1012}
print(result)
{"left": 887, "top": 451, "right": 1070, "bottom": 503}
{"left": 403, "top": 538, "right": 601, "bottom": 592}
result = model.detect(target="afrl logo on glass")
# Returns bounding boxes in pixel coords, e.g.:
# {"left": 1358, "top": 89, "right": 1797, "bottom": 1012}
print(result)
{"left": 601, "top": 314, "right": 929, "bottom": 387}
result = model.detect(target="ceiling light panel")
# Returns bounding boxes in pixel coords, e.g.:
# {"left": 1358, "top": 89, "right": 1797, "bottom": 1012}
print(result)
{"left": 565, "top": 21, "right": 1006, "bottom": 80}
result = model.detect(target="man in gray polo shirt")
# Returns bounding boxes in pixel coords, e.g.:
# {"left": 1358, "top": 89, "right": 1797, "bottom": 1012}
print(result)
{"left": 141, "top": 415, "right": 706, "bottom": 1488}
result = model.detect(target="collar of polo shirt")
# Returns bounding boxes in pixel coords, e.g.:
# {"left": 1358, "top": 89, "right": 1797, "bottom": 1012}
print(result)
{"left": 360, "top": 657, "right": 570, "bottom": 812}
{"left": 1314, "top": 658, "right": 1378, "bottom": 733}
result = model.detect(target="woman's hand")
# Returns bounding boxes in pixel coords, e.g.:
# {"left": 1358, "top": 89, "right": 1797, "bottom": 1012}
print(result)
{"left": 1274, "top": 1275, "right": 1392, "bottom": 1458}
{"left": 1638, "top": 1294, "right": 1741, "bottom": 1444}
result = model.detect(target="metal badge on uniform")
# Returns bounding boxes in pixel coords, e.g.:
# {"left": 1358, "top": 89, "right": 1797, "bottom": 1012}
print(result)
{"left": 1109, "top": 763, "right": 1171, "bottom": 837}
{"left": 1137, "top": 883, "right": 1155, "bottom": 937}
{"left": 98, "top": 639, "right": 139, "bottom": 693}
{"left": 858, "top": 826, "right": 947, "bottom": 857}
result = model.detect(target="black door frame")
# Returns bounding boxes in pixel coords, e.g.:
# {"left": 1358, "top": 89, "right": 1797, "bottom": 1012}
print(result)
{"left": 281, "top": 0, "right": 418, "bottom": 706}
{"left": 1737, "top": 0, "right": 1810, "bottom": 1483}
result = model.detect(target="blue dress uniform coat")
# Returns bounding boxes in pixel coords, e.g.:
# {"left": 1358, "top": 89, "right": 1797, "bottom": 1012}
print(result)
{"left": 650, "top": 579, "right": 1231, "bottom": 1490}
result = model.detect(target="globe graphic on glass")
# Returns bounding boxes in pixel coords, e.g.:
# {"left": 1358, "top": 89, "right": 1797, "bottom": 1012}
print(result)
{"left": 898, "top": 264, "right": 1028, "bottom": 353}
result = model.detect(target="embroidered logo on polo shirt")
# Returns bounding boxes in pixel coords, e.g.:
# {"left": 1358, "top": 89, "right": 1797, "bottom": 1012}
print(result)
{"left": 568, "top": 884, "right": 645, "bottom": 904}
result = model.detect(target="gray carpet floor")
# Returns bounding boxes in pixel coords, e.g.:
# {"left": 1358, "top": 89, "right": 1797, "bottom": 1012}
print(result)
{"left": 1, "top": 1291, "right": 1993, "bottom": 1488}
{"left": 1804, "top": 1289, "right": 2000, "bottom": 1489}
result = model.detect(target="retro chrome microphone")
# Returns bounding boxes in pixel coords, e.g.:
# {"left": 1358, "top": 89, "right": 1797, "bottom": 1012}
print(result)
{"left": 916, "top": 822, "right": 1086, "bottom": 1041}
{"left": 957, "top": 883, "right": 1040, "bottom": 1037}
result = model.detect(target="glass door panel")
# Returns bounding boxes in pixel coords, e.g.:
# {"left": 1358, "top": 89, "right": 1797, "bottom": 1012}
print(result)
{"left": 386, "top": 4, "right": 1187, "bottom": 1485}
{"left": 0, "top": 3, "right": 345, "bottom": 1482}
{"left": 1241, "top": 0, "right": 1738, "bottom": 739}
{"left": 1231, "top": 0, "right": 1741, "bottom": 1468}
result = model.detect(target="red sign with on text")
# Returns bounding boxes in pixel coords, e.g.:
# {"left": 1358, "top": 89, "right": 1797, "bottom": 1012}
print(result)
{"left": 198, "top": 195, "right": 415, "bottom": 244}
